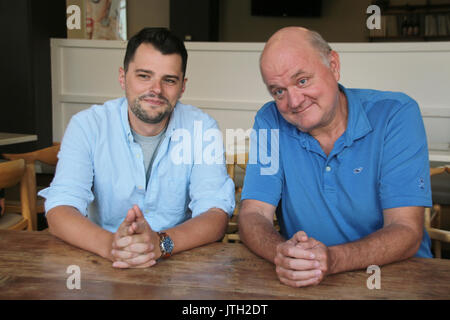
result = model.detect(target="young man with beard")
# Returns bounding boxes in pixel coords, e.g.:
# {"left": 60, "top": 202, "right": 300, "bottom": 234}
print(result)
{"left": 40, "top": 28, "right": 235, "bottom": 268}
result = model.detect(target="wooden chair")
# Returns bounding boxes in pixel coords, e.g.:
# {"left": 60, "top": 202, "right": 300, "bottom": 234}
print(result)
{"left": 425, "top": 166, "right": 450, "bottom": 258}
{"left": 222, "top": 152, "right": 248, "bottom": 243}
{"left": 2, "top": 143, "right": 60, "bottom": 228}
{"left": 0, "top": 159, "right": 35, "bottom": 230}
{"left": 222, "top": 152, "right": 281, "bottom": 243}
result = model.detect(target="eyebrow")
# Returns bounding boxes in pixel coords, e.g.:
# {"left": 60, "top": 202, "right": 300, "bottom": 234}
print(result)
{"left": 267, "top": 69, "right": 308, "bottom": 90}
{"left": 291, "top": 69, "right": 307, "bottom": 79}
{"left": 135, "top": 69, "right": 153, "bottom": 75}
{"left": 135, "top": 69, "right": 180, "bottom": 80}
{"left": 268, "top": 84, "right": 281, "bottom": 91}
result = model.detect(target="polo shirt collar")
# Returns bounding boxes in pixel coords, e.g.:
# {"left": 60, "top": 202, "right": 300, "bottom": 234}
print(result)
{"left": 339, "top": 84, "right": 372, "bottom": 147}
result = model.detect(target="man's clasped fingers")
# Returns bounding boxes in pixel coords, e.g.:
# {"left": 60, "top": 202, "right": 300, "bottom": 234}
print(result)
{"left": 113, "top": 234, "right": 152, "bottom": 249}
{"left": 274, "top": 253, "right": 320, "bottom": 270}
{"left": 277, "top": 240, "right": 317, "bottom": 260}
{"left": 274, "top": 237, "right": 326, "bottom": 287}
{"left": 278, "top": 273, "right": 322, "bottom": 288}
{"left": 112, "top": 254, "right": 157, "bottom": 269}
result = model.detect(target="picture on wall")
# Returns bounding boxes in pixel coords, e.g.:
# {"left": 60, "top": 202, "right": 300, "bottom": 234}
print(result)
{"left": 86, "top": 0, "right": 127, "bottom": 40}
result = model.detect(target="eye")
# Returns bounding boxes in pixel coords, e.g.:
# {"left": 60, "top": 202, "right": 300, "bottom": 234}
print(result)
{"left": 164, "top": 78, "right": 177, "bottom": 85}
{"left": 272, "top": 88, "right": 284, "bottom": 98}
{"left": 297, "top": 78, "right": 308, "bottom": 86}
{"left": 138, "top": 74, "right": 150, "bottom": 80}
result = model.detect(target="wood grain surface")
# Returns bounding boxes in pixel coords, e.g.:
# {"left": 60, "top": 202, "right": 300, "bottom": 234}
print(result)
{"left": 0, "top": 230, "right": 449, "bottom": 300}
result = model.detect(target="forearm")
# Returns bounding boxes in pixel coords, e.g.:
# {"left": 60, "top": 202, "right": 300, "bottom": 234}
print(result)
{"left": 329, "top": 223, "right": 422, "bottom": 275}
{"left": 238, "top": 211, "right": 285, "bottom": 264}
{"left": 47, "top": 205, "right": 114, "bottom": 261}
{"left": 164, "top": 208, "right": 229, "bottom": 255}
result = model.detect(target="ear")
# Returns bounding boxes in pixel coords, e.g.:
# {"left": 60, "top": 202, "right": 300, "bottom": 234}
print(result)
{"left": 328, "top": 51, "right": 341, "bottom": 82}
{"left": 119, "top": 67, "right": 126, "bottom": 90}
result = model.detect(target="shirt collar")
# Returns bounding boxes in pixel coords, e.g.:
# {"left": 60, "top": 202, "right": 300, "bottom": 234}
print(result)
{"left": 165, "top": 101, "right": 183, "bottom": 136}
{"left": 339, "top": 84, "right": 372, "bottom": 147}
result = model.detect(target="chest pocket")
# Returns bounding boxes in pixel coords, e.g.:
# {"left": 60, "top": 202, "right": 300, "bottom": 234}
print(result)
{"left": 155, "top": 164, "right": 190, "bottom": 213}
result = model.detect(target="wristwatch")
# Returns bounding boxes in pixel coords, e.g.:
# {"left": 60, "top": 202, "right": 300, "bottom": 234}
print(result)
{"left": 157, "top": 232, "right": 174, "bottom": 259}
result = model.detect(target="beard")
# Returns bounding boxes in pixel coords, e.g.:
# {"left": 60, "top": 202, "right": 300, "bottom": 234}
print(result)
{"left": 130, "top": 93, "right": 174, "bottom": 124}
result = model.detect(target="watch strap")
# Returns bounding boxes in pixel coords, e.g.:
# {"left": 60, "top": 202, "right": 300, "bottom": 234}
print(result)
{"left": 157, "top": 231, "right": 173, "bottom": 258}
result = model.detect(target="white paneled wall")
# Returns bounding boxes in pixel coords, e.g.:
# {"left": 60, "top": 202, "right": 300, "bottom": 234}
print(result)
{"left": 51, "top": 39, "right": 450, "bottom": 156}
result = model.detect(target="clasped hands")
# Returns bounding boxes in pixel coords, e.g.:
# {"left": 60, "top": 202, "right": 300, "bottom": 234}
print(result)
{"left": 274, "top": 231, "right": 331, "bottom": 288}
{"left": 110, "top": 205, "right": 162, "bottom": 268}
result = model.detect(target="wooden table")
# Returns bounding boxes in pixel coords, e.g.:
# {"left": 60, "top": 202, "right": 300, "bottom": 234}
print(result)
{"left": 0, "top": 230, "right": 449, "bottom": 300}
{"left": 0, "top": 132, "right": 37, "bottom": 146}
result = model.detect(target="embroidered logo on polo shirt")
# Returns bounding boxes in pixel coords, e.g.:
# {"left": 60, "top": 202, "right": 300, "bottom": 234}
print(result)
{"left": 418, "top": 177, "right": 425, "bottom": 189}
{"left": 353, "top": 167, "right": 363, "bottom": 174}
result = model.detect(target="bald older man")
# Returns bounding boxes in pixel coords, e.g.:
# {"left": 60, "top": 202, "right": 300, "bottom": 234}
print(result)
{"left": 239, "top": 27, "right": 432, "bottom": 288}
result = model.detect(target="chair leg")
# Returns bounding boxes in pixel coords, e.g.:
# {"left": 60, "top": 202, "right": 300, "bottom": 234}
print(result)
{"left": 433, "top": 240, "right": 442, "bottom": 259}
{"left": 222, "top": 234, "right": 229, "bottom": 243}
{"left": 434, "top": 241, "right": 442, "bottom": 259}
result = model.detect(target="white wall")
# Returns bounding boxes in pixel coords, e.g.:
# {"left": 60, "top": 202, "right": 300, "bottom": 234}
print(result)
{"left": 51, "top": 39, "right": 450, "bottom": 159}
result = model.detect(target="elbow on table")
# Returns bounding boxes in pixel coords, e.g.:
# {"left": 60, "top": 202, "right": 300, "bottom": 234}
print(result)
{"left": 46, "top": 210, "right": 60, "bottom": 237}
{"left": 403, "top": 227, "right": 424, "bottom": 259}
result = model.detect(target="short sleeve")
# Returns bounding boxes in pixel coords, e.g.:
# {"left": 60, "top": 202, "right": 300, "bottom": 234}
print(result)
{"left": 241, "top": 111, "right": 284, "bottom": 207}
{"left": 379, "top": 99, "right": 432, "bottom": 209}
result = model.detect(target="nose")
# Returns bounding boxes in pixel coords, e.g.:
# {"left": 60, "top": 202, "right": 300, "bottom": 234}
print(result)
{"left": 148, "top": 78, "right": 162, "bottom": 95}
{"left": 287, "top": 86, "right": 305, "bottom": 109}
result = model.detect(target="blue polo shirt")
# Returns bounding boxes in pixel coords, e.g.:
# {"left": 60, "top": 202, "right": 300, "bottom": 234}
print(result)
{"left": 241, "top": 85, "right": 433, "bottom": 258}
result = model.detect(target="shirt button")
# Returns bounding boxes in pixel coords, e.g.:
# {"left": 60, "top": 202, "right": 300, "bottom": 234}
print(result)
{"left": 326, "top": 166, "right": 332, "bottom": 172}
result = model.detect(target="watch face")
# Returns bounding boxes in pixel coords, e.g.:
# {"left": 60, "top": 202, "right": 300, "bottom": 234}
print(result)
{"left": 162, "top": 236, "right": 174, "bottom": 254}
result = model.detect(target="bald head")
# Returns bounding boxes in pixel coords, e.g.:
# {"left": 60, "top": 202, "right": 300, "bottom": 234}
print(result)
{"left": 261, "top": 27, "right": 332, "bottom": 68}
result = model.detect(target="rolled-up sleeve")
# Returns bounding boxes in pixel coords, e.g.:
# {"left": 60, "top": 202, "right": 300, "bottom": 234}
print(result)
{"left": 188, "top": 119, "right": 235, "bottom": 218}
{"left": 38, "top": 113, "right": 95, "bottom": 216}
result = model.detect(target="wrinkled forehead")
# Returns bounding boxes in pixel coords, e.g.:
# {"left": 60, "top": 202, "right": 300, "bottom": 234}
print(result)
{"left": 260, "top": 38, "right": 317, "bottom": 71}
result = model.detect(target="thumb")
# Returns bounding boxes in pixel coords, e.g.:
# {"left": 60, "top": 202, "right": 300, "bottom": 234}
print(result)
{"left": 116, "top": 208, "right": 136, "bottom": 238}
{"left": 130, "top": 206, "right": 151, "bottom": 234}
{"left": 133, "top": 205, "right": 145, "bottom": 220}
{"left": 292, "top": 231, "right": 308, "bottom": 244}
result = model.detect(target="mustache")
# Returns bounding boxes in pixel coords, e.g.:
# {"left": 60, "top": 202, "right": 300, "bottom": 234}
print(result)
{"left": 137, "top": 93, "right": 169, "bottom": 104}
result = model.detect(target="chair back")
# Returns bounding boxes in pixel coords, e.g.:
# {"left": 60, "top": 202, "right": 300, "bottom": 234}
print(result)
{"left": 0, "top": 159, "right": 26, "bottom": 188}
{"left": 2, "top": 144, "right": 59, "bottom": 228}
{"left": 425, "top": 166, "right": 450, "bottom": 258}
{"left": 0, "top": 159, "right": 35, "bottom": 230}
{"left": 223, "top": 152, "right": 248, "bottom": 243}
{"left": 3, "top": 143, "right": 60, "bottom": 165}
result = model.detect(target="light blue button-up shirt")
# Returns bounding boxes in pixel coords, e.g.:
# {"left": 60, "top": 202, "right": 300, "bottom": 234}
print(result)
{"left": 39, "top": 98, "right": 235, "bottom": 233}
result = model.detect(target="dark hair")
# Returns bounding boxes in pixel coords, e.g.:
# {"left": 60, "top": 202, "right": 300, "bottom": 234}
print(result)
{"left": 123, "top": 28, "right": 188, "bottom": 77}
